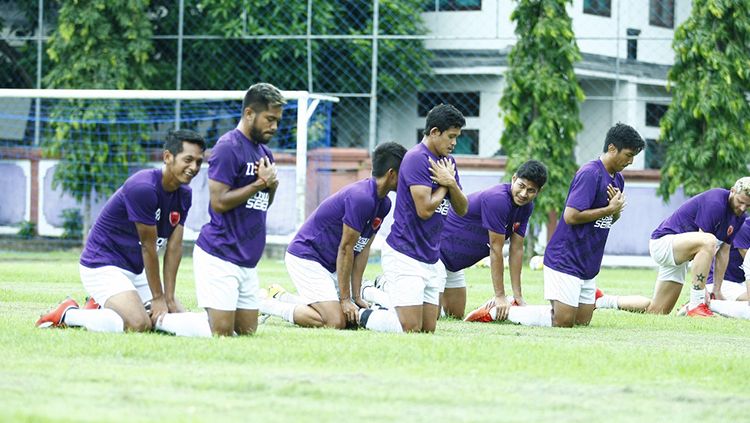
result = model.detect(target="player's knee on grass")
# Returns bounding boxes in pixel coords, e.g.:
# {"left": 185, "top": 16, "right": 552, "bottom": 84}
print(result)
{"left": 103, "top": 291, "right": 151, "bottom": 332}
{"left": 122, "top": 311, "right": 152, "bottom": 332}
{"left": 206, "top": 309, "right": 235, "bottom": 336}
{"left": 441, "top": 288, "right": 466, "bottom": 319}
{"left": 234, "top": 309, "right": 258, "bottom": 335}
{"left": 395, "top": 306, "right": 423, "bottom": 332}
{"left": 311, "top": 302, "right": 346, "bottom": 329}
{"left": 575, "top": 304, "right": 595, "bottom": 326}
{"left": 551, "top": 301, "right": 577, "bottom": 328}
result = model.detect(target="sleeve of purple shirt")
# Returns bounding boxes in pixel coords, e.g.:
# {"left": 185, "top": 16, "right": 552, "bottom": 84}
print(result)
{"left": 566, "top": 168, "right": 599, "bottom": 212}
{"left": 734, "top": 220, "right": 750, "bottom": 249}
{"left": 403, "top": 154, "right": 433, "bottom": 188}
{"left": 481, "top": 191, "right": 509, "bottom": 235}
{"left": 342, "top": 190, "right": 374, "bottom": 233}
{"left": 694, "top": 197, "right": 725, "bottom": 234}
{"left": 207, "top": 142, "right": 238, "bottom": 186}
{"left": 124, "top": 183, "right": 159, "bottom": 225}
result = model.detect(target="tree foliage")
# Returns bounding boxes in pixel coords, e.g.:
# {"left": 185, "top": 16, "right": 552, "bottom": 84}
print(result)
{"left": 42, "top": 0, "right": 155, "bottom": 233}
{"left": 658, "top": 0, "right": 750, "bottom": 200}
{"left": 499, "top": 0, "right": 584, "bottom": 226}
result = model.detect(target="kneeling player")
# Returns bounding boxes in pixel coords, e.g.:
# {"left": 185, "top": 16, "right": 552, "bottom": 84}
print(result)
{"left": 36, "top": 130, "right": 211, "bottom": 337}
{"left": 260, "top": 142, "right": 406, "bottom": 332}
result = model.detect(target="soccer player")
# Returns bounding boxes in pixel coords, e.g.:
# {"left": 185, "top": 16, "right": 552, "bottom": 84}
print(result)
{"left": 36, "top": 129, "right": 211, "bottom": 337}
{"left": 193, "top": 83, "right": 284, "bottom": 336}
{"left": 465, "top": 124, "right": 644, "bottom": 327}
{"left": 439, "top": 160, "right": 547, "bottom": 320}
{"left": 259, "top": 142, "right": 406, "bottom": 332}
{"left": 538, "top": 123, "right": 644, "bottom": 327}
{"left": 646, "top": 177, "right": 750, "bottom": 316}
{"left": 379, "top": 103, "right": 468, "bottom": 333}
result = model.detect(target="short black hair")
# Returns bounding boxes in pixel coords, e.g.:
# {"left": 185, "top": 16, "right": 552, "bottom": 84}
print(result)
{"left": 372, "top": 142, "right": 407, "bottom": 177}
{"left": 423, "top": 104, "right": 466, "bottom": 136}
{"left": 603, "top": 123, "right": 645, "bottom": 153}
{"left": 242, "top": 82, "right": 286, "bottom": 113}
{"left": 515, "top": 160, "right": 548, "bottom": 188}
{"left": 165, "top": 129, "right": 206, "bottom": 155}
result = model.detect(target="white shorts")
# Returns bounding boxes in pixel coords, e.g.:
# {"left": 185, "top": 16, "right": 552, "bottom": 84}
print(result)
{"left": 543, "top": 266, "right": 596, "bottom": 307}
{"left": 706, "top": 281, "right": 747, "bottom": 301}
{"left": 79, "top": 264, "right": 151, "bottom": 306}
{"left": 649, "top": 235, "right": 688, "bottom": 284}
{"left": 443, "top": 268, "right": 466, "bottom": 290}
{"left": 193, "top": 245, "right": 259, "bottom": 311}
{"left": 381, "top": 243, "right": 446, "bottom": 306}
{"left": 285, "top": 252, "right": 339, "bottom": 304}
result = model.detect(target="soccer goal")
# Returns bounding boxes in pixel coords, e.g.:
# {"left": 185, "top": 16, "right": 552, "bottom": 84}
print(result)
{"left": 0, "top": 89, "right": 339, "bottom": 239}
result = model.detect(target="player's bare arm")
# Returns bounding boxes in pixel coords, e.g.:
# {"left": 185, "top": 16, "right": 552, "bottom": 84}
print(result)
{"left": 488, "top": 230, "right": 510, "bottom": 320}
{"left": 337, "top": 223, "right": 361, "bottom": 323}
{"left": 163, "top": 224, "right": 186, "bottom": 313}
{"left": 410, "top": 184, "right": 449, "bottom": 220}
{"left": 711, "top": 242, "right": 731, "bottom": 300}
{"left": 135, "top": 222, "right": 167, "bottom": 325}
{"left": 564, "top": 185, "right": 625, "bottom": 225}
{"left": 208, "top": 157, "right": 275, "bottom": 213}
{"left": 429, "top": 158, "right": 468, "bottom": 216}
{"left": 508, "top": 232, "right": 525, "bottom": 305}
{"left": 351, "top": 237, "right": 375, "bottom": 309}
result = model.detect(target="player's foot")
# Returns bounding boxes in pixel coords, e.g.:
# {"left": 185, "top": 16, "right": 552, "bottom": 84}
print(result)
{"left": 594, "top": 288, "right": 604, "bottom": 309}
{"left": 463, "top": 299, "right": 495, "bottom": 323}
{"left": 36, "top": 297, "right": 79, "bottom": 328}
{"left": 267, "top": 283, "right": 286, "bottom": 299}
{"left": 685, "top": 303, "right": 714, "bottom": 317}
{"left": 82, "top": 296, "right": 101, "bottom": 310}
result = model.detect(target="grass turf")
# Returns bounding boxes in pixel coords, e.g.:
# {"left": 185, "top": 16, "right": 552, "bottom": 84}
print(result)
{"left": 1, "top": 250, "right": 748, "bottom": 422}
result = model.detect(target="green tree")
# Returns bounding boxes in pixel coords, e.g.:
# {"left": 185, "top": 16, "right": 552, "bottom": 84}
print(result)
{"left": 43, "top": 0, "right": 155, "bottom": 237}
{"left": 499, "top": 0, "right": 584, "bottom": 248}
{"left": 657, "top": 0, "right": 750, "bottom": 200}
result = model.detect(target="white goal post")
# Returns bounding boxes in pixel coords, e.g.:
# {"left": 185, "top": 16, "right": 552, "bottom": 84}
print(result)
{"left": 0, "top": 88, "right": 339, "bottom": 231}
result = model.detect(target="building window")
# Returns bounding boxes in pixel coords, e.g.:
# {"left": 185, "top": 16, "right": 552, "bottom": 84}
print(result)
{"left": 650, "top": 0, "right": 674, "bottom": 28}
{"left": 415, "top": 129, "right": 479, "bottom": 155}
{"left": 645, "top": 103, "right": 668, "bottom": 127}
{"left": 645, "top": 138, "right": 665, "bottom": 169}
{"left": 423, "top": 0, "right": 481, "bottom": 12}
{"left": 418, "top": 92, "right": 480, "bottom": 117}
{"left": 583, "top": 0, "right": 611, "bottom": 17}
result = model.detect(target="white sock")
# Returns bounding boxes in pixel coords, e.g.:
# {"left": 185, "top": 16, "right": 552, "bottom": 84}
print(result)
{"left": 689, "top": 286, "right": 706, "bottom": 308}
{"left": 359, "top": 308, "right": 403, "bottom": 333}
{"left": 63, "top": 308, "right": 124, "bottom": 333}
{"left": 507, "top": 305, "right": 552, "bottom": 327}
{"left": 156, "top": 312, "right": 212, "bottom": 337}
{"left": 362, "top": 286, "right": 392, "bottom": 308}
{"left": 260, "top": 297, "right": 297, "bottom": 324}
{"left": 596, "top": 294, "right": 619, "bottom": 309}
{"left": 709, "top": 300, "right": 750, "bottom": 319}
{"left": 276, "top": 291, "right": 307, "bottom": 305}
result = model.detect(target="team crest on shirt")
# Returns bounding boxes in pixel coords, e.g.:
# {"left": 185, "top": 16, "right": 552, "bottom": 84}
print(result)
{"left": 727, "top": 226, "right": 734, "bottom": 236}
{"left": 170, "top": 211, "right": 180, "bottom": 227}
{"left": 372, "top": 217, "right": 382, "bottom": 230}
{"left": 513, "top": 222, "right": 520, "bottom": 232}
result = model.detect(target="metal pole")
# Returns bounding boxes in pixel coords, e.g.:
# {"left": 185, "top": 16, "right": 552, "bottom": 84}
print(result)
{"left": 367, "top": 0, "right": 379, "bottom": 153}
{"left": 295, "top": 95, "right": 309, "bottom": 229}
{"left": 33, "top": 0, "right": 44, "bottom": 146}
{"left": 307, "top": 0, "right": 313, "bottom": 92}
{"left": 175, "top": 0, "right": 185, "bottom": 129}
{"left": 612, "top": 0, "right": 621, "bottom": 125}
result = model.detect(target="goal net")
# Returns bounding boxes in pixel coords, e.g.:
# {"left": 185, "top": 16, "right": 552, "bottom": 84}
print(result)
{"left": 0, "top": 89, "right": 338, "bottom": 240}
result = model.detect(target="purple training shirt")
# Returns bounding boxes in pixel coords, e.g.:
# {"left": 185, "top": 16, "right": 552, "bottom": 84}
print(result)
{"left": 386, "top": 142, "right": 461, "bottom": 264}
{"left": 196, "top": 129, "right": 275, "bottom": 268}
{"left": 287, "top": 178, "right": 391, "bottom": 273}
{"left": 708, "top": 216, "right": 750, "bottom": 284}
{"left": 80, "top": 168, "right": 191, "bottom": 274}
{"left": 440, "top": 183, "right": 533, "bottom": 272}
{"left": 544, "top": 159, "right": 624, "bottom": 280}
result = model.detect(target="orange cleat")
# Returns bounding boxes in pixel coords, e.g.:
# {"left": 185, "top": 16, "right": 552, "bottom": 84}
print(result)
{"left": 35, "top": 297, "right": 79, "bottom": 328}
{"left": 82, "top": 296, "right": 101, "bottom": 310}
{"left": 463, "top": 299, "right": 495, "bottom": 323}
{"left": 686, "top": 303, "right": 714, "bottom": 317}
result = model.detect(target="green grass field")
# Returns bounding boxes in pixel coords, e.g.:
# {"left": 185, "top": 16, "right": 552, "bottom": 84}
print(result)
{"left": 1, "top": 250, "right": 749, "bottom": 422}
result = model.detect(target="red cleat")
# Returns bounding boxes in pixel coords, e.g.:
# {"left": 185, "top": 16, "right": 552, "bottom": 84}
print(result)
{"left": 463, "top": 299, "right": 495, "bottom": 323}
{"left": 686, "top": 303, "right": 714, "bottom": 317}
{"left": 35, "top": 297, "right": 79, "bottom": 328}
{"left": 82, "top": 296, "right": 101, "bottom": 310}
{"left": 595, "top": 288, "right": 604, "bottom": 301}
